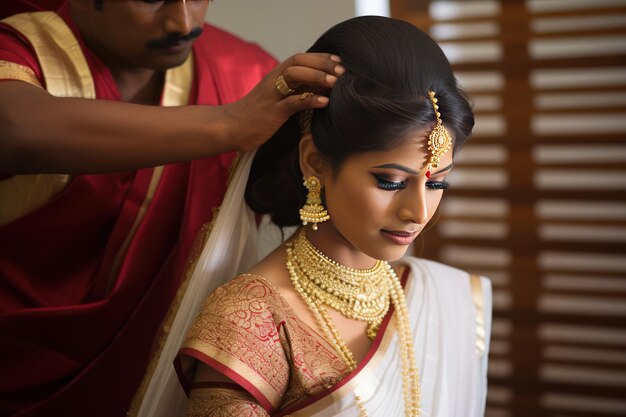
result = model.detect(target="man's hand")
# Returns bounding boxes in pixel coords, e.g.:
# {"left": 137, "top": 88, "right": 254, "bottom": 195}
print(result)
{"left": 224, "top": 53, "right": 344, "bottom": 152}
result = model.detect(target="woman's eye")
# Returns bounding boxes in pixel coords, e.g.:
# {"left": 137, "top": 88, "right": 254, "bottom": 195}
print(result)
{"left": 426, "top": 180, "right": 450, "bottom": 190}
{"left": 373, "top": 174, "right": 406, "bottom": 191}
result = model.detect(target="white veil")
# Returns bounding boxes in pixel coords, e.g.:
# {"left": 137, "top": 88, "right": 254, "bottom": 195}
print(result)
{"left": 135, "top": 151, "right": 262, "bottom": 417}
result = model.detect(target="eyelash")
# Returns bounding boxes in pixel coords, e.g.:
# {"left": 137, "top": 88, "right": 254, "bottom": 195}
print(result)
{"left": 372, "top": 174, "right": 450, "bottom": 191}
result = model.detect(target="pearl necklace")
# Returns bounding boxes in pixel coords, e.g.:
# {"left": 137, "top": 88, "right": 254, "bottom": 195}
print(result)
{"left": 285, "top": 229, "right": 421, "bottom": 416}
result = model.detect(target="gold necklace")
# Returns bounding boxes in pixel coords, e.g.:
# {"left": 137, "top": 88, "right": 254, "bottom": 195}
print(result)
{"left": 285, "top": 229, "right": 421, "bottom": 416}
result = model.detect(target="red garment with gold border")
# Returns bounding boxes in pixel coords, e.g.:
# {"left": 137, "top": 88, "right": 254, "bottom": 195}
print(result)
{"left": 0, "top": 3, "right": 277, "bottom": 416}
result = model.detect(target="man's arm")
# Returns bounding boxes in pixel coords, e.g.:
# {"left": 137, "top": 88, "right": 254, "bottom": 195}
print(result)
{"left": 0, "top": 53, "right": 343, "bottom": 174}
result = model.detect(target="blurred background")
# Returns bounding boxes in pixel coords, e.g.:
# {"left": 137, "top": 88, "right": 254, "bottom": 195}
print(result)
{"left": 209, "top": 1, "right": 626, "bottom": 416}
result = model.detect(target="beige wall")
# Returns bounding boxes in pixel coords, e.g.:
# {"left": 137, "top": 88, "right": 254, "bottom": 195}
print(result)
{"left": 205, "top": 0, "right": 356, "bottom": 61}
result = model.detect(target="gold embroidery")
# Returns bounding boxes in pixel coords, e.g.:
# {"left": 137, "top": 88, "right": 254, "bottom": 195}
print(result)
{"left": 183, "top": 274, "right": 350, "bottom": 411}
{"left": 0, "top": 60, "right": 42, "bottom": 88}
{"left": 187, "top": 387, "right": 270, "bottom": 417}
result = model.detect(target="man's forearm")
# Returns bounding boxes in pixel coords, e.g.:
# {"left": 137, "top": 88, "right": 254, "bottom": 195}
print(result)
{"left": 0, "top": 81, "right": 237, "bottom": 174}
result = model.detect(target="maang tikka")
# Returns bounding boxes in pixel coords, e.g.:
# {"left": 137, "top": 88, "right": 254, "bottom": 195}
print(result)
{"left": 425, "top": 91, "right": 452, "bottom": 179}
{"left": 299, "top": 176, "right": 330, "bottom": 231}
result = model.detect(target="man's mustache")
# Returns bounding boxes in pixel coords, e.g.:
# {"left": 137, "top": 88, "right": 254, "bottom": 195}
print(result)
{"left": 146, "top": 27, "right": 203, "bottom": 49}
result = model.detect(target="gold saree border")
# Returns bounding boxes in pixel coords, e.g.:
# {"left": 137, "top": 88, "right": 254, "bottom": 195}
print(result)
{"left": 2, "top": 11, "right": 95, "bottom": 98}
{"left": 470, "top": 273, "right": 486, "bottom": 357}
{"left": 0, "top": 60, "right": 42, "bottom": 87}
{"left": 0, "top": 11, "right": 96, "bottom": 225}
{"left": 183, "top": 339, "right": 282, "bottom": 411}
{"left": 0, "top": 173, "right": 70, "bottom": 227}
{"left": 105, "top": 165, "right": 164, "bottom": 293}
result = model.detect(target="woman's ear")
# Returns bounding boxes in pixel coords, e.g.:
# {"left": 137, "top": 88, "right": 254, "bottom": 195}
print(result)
{"left": 299, "top": 134, "right": 327, "bottom": 179}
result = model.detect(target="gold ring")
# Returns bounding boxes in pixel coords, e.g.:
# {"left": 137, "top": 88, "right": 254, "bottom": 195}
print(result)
{"left": 299, "top": 92, "right": 314, "bottom": 101}
{"left": 275, "top": 74, "right": 295, "bottom": 95}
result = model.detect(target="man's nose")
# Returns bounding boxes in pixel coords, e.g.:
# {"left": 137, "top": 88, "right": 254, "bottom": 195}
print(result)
{"left": 163, "top": 1, "right": 193, "bottom": 35}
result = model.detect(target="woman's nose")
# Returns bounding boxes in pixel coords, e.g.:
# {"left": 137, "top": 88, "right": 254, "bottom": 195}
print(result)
{"left": 398, "top": 187, "right": 428, "bottom": 225}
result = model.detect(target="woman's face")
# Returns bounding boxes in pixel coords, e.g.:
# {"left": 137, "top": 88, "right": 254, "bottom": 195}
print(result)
{"left": 311, "top": 131, "right": 453, "bottom": 267}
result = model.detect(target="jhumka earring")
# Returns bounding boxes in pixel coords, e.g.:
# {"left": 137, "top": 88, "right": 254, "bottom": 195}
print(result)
{"left": 425, "top": 91, "right": 452, "bottom": 179}
{"left": 299, "top": 176, "right": 330, "bottom": 231}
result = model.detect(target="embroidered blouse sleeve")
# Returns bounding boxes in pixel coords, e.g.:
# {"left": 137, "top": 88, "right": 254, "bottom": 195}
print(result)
{"left": 177, "top": 275, "right": 290, "bottom": 415}
{"left": 186, "top": 387, "right": 271, "bottom": 417}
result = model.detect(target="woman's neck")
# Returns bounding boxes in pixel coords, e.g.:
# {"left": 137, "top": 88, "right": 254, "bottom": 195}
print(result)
{"left": 303, "top": 224, "right": 379, "bottom": 270}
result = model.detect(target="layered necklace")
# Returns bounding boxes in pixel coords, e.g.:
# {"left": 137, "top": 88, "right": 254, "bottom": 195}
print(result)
{"left": 285, "top": 229, "right": 421, "bottom": 416}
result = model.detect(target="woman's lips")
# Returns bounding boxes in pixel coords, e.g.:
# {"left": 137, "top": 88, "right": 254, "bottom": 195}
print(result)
{"left": 380, "top": 229, "right": 418, "bottom": 245}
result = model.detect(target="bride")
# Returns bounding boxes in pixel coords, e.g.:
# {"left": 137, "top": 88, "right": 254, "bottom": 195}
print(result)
{"left": 135, "top": 15, "right": 491, "bottom": 417}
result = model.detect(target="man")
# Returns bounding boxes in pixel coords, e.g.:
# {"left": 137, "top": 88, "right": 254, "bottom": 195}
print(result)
{"left": 0, "top": 1, "right": 343, "bottom": 416}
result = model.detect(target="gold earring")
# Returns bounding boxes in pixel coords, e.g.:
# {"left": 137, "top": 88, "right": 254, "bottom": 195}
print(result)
{"left": 299, "top": 176, "right": 330, "bottom": 231}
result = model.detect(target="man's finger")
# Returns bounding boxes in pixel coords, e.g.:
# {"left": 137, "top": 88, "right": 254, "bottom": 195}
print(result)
{"left": 281, "top": 66, "right": 339, "bottom": 91}
{"left": 276, "top": 93, "right": 330, "bottom": 118}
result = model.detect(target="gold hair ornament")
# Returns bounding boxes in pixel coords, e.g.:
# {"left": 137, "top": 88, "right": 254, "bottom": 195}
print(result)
{"left": 425, "top": 91, "right": 452, "bottom": 179}
{"left": 299, "top": 176, "right": 330, "bottom": 230}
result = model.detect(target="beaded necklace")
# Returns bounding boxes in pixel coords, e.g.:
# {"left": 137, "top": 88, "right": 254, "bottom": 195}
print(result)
{"left": 285, "top": 229, "right": 421, "bottom": 416}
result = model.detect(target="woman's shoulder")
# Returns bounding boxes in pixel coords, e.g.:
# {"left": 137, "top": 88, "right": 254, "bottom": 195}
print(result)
{"left": 200, "top": 273, "right": 284, "bottom": 313}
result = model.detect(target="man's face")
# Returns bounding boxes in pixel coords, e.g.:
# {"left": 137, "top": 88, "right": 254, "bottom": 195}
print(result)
{"left": 74, "top": 0, "right": 210, "bottom": 71}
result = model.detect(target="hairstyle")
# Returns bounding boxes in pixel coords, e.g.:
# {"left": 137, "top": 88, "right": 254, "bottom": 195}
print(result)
{"left": 245, "top": 16, "right": 474, "bottom": 228}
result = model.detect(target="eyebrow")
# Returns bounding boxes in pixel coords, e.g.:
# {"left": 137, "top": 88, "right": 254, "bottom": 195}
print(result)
{"left": 373, "top": 162, "right": 454, "bottom": 175}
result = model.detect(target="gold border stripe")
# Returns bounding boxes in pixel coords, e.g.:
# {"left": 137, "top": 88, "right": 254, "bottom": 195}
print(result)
{"left": 470, "top": 273, "right": 486, "bottom": 357}
{"left": 105, "top": 166, "right": 164, "bottom": 294}
{"left": 0, "top": 60, "right": 42, "bottom": 88}
{"left": 2, "top": 11, "right": 95, "bottom": 98}
{"left": 0, "top": 173, "right": 70, "bottom": 227}
{"left": 162, "top": 53, "right": 193, "bottom": 107}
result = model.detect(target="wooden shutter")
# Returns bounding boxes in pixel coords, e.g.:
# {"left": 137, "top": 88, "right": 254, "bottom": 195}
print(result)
{"left": 390, "top": 1, "right": 626, "bottom": 416}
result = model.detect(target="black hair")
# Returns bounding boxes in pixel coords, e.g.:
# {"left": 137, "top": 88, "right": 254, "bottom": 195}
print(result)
{"left": 245, "top": 16, "right": 474, "bottom": 228}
